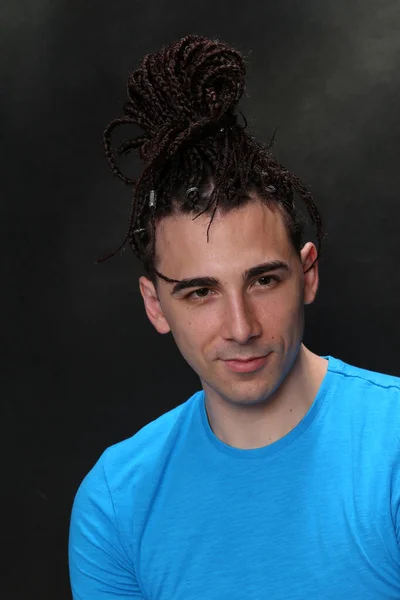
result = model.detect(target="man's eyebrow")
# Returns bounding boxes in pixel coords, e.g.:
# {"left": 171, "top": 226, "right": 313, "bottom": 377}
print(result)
{"left": 170, "top": 260, "right": 289, "bottom": 296}
{"left": 244, "top": 260, "right": 289, "bottom": 280}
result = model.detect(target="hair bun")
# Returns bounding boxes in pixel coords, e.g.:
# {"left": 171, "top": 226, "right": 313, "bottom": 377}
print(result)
{"left": 125, "top": 35, "right": 246, "bottom": 136}
{"left": 102, "top": 36, "right": 247, "bottom": 188}
{"left": 177, "top": 35, "right": 246, "bottom": 120}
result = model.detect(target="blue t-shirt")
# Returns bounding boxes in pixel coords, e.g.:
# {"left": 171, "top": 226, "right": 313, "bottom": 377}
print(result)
{"left": 69, "top": 356, "right": 400, "bottom": 599}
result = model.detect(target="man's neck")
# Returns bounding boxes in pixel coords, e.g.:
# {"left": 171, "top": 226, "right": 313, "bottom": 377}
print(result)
{"left": 203, "top": 346, "right": 328, "bottom": 450}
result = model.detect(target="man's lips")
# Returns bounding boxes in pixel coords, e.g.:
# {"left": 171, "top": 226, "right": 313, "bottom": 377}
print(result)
{"left": 223, "top": 356, "right": 266, "bottom": 362}
{"left": 221, "top": 354, "right": 270, "bottom": 373}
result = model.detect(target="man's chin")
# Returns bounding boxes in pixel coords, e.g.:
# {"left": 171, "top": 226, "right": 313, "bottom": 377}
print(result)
{"left": 207, "top": 379, "right": 278, "bottom": 408}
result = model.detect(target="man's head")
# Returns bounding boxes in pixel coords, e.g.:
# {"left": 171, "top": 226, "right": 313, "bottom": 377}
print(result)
{"left": 139, "top": 195, "right": 318, "bottom": 407}
{"left": 101, "top": 35, "right": 324, "bottom": 405}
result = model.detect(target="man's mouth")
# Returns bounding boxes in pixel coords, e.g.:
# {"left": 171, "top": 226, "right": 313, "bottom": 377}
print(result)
{"left": 222, "top": 354, "right": 270, "bottom": 373}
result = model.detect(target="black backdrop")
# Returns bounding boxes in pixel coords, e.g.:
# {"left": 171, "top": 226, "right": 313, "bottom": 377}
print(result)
{"left": 2, "top": 1, "right": 400, "bottom": 598}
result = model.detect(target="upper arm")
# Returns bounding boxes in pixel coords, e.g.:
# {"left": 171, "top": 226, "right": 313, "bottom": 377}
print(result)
{"left": 68, "top": 459, "right": 145, "bottom": 599}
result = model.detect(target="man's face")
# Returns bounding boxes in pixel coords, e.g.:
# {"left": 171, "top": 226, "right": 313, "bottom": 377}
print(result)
{"left": 139, "top": 198, "right": 319, "bottom": 407}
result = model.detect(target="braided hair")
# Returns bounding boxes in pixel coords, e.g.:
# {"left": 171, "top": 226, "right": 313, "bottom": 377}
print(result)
{"left": 100, "top": 34, "right": 324, "bottom": 284}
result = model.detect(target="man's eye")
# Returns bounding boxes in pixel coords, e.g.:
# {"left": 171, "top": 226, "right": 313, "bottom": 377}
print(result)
{"left": 256, "top": 275, "right": 279, "bottom": 287}
{"left": 189, "top": 288, "right": 210, "bottom": 299}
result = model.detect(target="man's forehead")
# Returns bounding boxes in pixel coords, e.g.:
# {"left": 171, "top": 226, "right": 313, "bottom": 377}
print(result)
{"left": 158, "top": 201, "right": 287, "bottom": 244}
{"left": 155, "top": 201, "right": 293, "bottom": 278}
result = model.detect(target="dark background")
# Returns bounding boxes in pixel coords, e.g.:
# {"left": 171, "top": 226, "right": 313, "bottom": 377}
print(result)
{"left": 2, "top": 1, "right": 400, "bottom": 598}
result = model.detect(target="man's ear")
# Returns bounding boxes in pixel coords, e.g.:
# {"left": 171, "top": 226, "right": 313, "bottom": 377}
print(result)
{"left": 139, "top": 276, "right": 171, "bottom": 334}
{"left": 300, "top": 242, "right": 319, "bottom": 305}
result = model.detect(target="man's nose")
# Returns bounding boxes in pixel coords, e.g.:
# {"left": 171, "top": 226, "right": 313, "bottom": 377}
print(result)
{"left": 220, "top": 295, "right": 262, "bottom": 345}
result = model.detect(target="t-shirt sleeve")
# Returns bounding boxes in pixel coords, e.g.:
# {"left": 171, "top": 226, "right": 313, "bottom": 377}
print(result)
{"left": 68, "top": 455, "right": 146, "bottom": 599}
{"left": 395, "top": 437, "right": 400, "bottom": 549}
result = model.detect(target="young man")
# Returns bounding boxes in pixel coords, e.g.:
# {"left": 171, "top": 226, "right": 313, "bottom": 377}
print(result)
{"left": 69, "top": 35, "right": 400, "bottom": 599}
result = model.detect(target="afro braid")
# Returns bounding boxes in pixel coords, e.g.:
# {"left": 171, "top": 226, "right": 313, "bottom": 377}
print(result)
{"left": 100, "top": 35, "right": 324, "bottom": 282}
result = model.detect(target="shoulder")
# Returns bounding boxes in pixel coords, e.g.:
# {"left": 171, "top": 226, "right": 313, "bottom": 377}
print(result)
{"left": 328, "top": 355, "right": 400, "bottom": 394}
{"left": 326, "top": 356, "right": 400, "bottom": 431}
{"left": 83, "top": 389, "right": 202, "bottom": 496}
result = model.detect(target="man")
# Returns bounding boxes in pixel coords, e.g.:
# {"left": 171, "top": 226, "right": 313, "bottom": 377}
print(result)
{"left": 69, "top": 35, "right": 400, "bottom": 599}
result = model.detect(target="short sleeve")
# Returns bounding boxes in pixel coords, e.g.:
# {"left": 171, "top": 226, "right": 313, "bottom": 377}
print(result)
{"left": 395, "top": 438, "right": 400, "bottom": 549}
{"left": 68, "top": 456, "right": 146, "bottom": 599}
